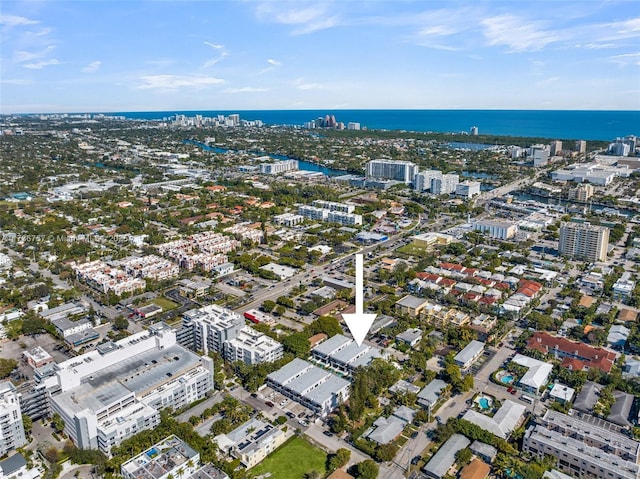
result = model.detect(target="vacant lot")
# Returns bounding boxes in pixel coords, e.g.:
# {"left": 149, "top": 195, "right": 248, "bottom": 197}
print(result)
{"left": 249, "top": 436, "right": 328, "bottom": 479}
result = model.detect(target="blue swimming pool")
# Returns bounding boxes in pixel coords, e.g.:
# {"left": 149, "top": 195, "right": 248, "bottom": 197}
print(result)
{"left": 478, "top": 397, "right": 490, "bottom": 410}
{"left": 500, "top": 374, "right": 514, "bottom": 384}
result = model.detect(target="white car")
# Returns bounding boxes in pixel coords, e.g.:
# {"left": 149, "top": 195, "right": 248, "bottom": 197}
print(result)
{"left": 298, "top": 419, "right": 308, "bottom": 426}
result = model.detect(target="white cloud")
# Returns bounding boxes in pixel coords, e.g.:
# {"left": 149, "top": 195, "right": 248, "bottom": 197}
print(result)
{"left": 23, "top": 59, "right": 60, "bottom": 69}
{"left": 293, "top": 77, "right": 324, "bottom": 90}
{"left": 137, "top": 75, "right": 225, "bottom": 90}
{"left": 14, "top": 45, "right": 55, "bottom": 63}
{"left": 201, "top": 51, "right": 229, "bottom": 69}
{"left": 204, "top": 41, "right": 224, "bottom": 49}
{"left": 224, "top": 86, "right": 268, "bottom": 93}
{"left": 609, "top": 53, "right": 640, "bottom": 67}
{"left": 0, "top": 15, "right": 38, "bottom": 26}
{"left": 481, "top": 15, "right": 561, "bottom": 52}
{"left": 267, "top": 58, "right": 281, "bottom": 66}
{"left": 0, "top": 79, "right": 33, "bottom": 85}
{"left": 82, "top": 61, "right": 101, "bottom": 73}
{"left": 257, "top": 3, "right": 339, "bottom": 35}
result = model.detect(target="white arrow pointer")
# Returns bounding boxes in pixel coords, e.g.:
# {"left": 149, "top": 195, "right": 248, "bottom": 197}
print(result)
{"left": 342, "top": 253, "right": 377, "bottom": 347}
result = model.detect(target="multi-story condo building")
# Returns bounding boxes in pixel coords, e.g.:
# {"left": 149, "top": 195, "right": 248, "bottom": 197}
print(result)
{"left": 273, "top": 213, "right": 305, "bottom": 227}
{"left": 550, "top": 140, "right": 563, "bottom": 156}
{"left": 568, "top": 184, "right": 594, "bottom": 202}
{"left": 530, "top": 144, "right": 550, "bottom": 167}
{"left": 43, "top": 324, "right": 214, "bottom": 454}
{"left": 474, "top": 220, "right": 518, "bottom": 240}
{"left": 224, "top": 327, "right": 283, "bottom": 364}
{"left": 431, "top": 174, "right": 459, "bottom": 195}
{"left": 327, "top": 211, "right": 362, "bottom": 226}
{"left": 311, "top": 334, "right": 382, "bottom": 375}
{"left": 523, "top": 410, "right": 640, "bottom": 479}
{"left": 215, "top": 419, "right": 287, "bottom": 468}
{"left": 259, "top": 159, "right": 298, "bottom": 174}
{"left": 312, "top": 200, "right": 355, "bottom": 213}
{"left": 298, "top": 205, "right": 328, "bottom": 222}
{"left": 0, "top": 382, "right": 27, "bottom": 456}
{"left": 266, "top": 358, "right": 350, "bottom": 417}
{"left": 178, "top": 305, "right": 244, "bottom": 355}
{"left": 179, "top": 305, "right": 281, "bottom": 365}
{"left": 414, "top": 170, "right": 442, "bottom": 192}
{"left": 120, "top": 255, "right": 179, "bottom": 281}
{"left": 366, "top": 159, "right": 417, "bottom": 184}
{"left": 558, "top": 222, "right": 609, "bottom": 263}
{"left": 575, "top": 140, "right": 587, "bottom": 154}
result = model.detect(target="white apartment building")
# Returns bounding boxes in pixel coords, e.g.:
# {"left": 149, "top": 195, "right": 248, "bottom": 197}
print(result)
{"left": 523, "top": 410, "right": 640, "bottom": 479}
{"left": 0, "top": 382, "right": 27, "bottom": 457}
{"left": 558, "top": 222, "right": 609, "bottom": 263}
{"left": 431, "top": 174, "right": 459, "bottom": 195}
{"left": 223, "top": 223, "right": 264, "bottom": 243}
{"left": 259, "top": 159, "right": 298, "bottom": 174}
{"left": 72, "top": 260, "right": 146, "bottom": 296}
{"left": 273, "top": 213, "right": 305, "bottom": 227}
{"left": 121, "top": 435, "right": 201, "bottom": 479}
{"left": 298, "top": 205, "right": 329, "bottom": 222}
{"left": 327, "top": 211, "right": 362, "bottom": 226}
{"left": 224, "top": 327, "right": 283, "bottom": 365}
{"left": 474, "top": 220, "right": 518, "bottom": 240}
{"left": 311, "top": 334, "right": 382, "bottom": 375}
{"left": 266, "top": 358, "right": 350, "bottom": 417}
{"left": 366, "top": 159, "right": 417, "bottom": 184}
{"left": 455, "top": 180, "right": 481, "bottom": 199}
{"left": 414, "top": 170, "right": 442, "bottom": 192}
{"left": 179, "top": 305, "right": 244, "bottom": 355}
{"left": 530, "top": 144, "right": 550, "bottom": 167}
{"left": 45, "top": 324, "right": 214, "bottom": 454}
{"left": 312, "top": 200, "right": 355, "bottom": 213}
{"left": 120, "top": 255, "right": 179, "bottom": 281}
{"left": 216, "top": 419, "right": 288, "bottom": 468}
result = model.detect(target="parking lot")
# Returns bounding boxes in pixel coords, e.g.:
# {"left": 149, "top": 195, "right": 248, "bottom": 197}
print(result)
{"left": 0, "top": 334, "right": 70, "bottom": 380}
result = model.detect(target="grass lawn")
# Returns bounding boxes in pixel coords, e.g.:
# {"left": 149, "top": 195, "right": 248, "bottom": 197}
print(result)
{"left": 249, "top": 436, "right": 328, "bottom": 479}
{"left": 396, "top": 243, "right": 429, "bottom": 258}
{"left": 144, "top": 297, "right": 178, "bottom": 311}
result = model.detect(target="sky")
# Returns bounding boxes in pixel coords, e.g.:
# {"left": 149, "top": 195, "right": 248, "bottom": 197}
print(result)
{"left": 1, "top": 0, "right": 639, "bottom": 113}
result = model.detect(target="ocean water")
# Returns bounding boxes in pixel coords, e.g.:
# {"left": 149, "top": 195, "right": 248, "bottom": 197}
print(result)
{"left": 112, "top": 109, "right": 639, "bottom": 141}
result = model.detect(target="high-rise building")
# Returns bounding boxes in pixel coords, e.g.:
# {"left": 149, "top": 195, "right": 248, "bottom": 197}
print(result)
{"left": 559, "top": 222, "right": 609, "bottom": 263}
{"left": 259, "top": 159, "right": 298, "bottom": 175}
{"left": 530, "top": 145, "right": 550, "bottom": 167}
{"left": 347, "top": 122, "right": 361, "bottom": 130}
{"left": 549, "top": 140, "right": 562, "bottom": 156}
{"left": 0, "top": 382, "right": 27, "bottom": 456}
{"left": 575, "top": 140, "right": 587, "bottom": 154}
{"left": 366, "top": 159, "right": 417, "bottom": 184}
{"left": 414, "top": 170, "right": 441, "bottom": 192}
{"left": 470, "top": 126, "right": 479, "bottom": 136}
{"left": 43, "top": 324, "right": 214, "bottom": 453}
{"left": 431, "top": 174, "right": 459, "bottom": 195}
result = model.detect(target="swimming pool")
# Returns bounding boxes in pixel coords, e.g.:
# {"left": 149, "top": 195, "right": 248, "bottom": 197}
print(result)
{"left": 478, "top": 397, "right": 491, "bottom": 410}
{"left": 500, "top": 374, "right": 514, "bottom": 384}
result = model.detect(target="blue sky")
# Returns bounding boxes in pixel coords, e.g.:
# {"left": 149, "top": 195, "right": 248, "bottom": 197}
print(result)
{"left": 1, "top": 1, "right": 639, "bottom": 113}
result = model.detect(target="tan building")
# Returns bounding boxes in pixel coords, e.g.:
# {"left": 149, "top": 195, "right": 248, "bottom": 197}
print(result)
{"left": 558, "top": 222, "right": 609, "bottom": 263}
{"left": 395, "top": 295, "right": 431, "bottom": 317}
{"left": 568, "top": 184, "right": 594, "bottom": 202}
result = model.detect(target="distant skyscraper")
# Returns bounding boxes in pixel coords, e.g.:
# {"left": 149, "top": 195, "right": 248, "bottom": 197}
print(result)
{"left": 366, "top": 159, "right": 417, "bottom": 184}
{"left": 559, "top": 222, "right": 609, "bottom": 263}
{"left": 347, "top": 122, "right": 361, "bottom": 130}
{"left": 431, "top": 174, "right": 459, "bottom": 195}
{"left": 470, "top": 126, "right": 479, "bottom": 136}
{"left": 530, "top": 144, "right": 550, "bottom": 167}
{"left": 414, "top": 170, "right": 441, "bottom": 192}
{"left": 575, "top": 140, "right": 587, "bottom": 154}
{"left": 550, "top": 140, "right": 562, "bottom": 156}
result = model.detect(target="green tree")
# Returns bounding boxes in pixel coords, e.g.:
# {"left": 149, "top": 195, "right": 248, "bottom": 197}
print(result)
{"left": 261, "top": 300, "right": 276, "bottom": 313}
{"left": 282, "top": 332, "right": 311, "bottom": 358}
{"left": 113, "top": 316, "right": 129, "bottom": 331}
{"left": 51, "top": 413, "right": 65, "bottom": 434}
{"left": 327, "top": 448, "right": 351, "bottom": 472}
{"left": 0, "top": 359, "right": 17, "bottom": 379}
{"left": 355, "top": 459, "right": 379, "bottom": 479}
{"left": 456, "top": 448, "right": 472, "bottom": 466}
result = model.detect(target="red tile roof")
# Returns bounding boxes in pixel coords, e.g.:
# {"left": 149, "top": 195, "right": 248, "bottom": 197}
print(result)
{"left": 526, "top": 331, "right": 616, "bottom": 373}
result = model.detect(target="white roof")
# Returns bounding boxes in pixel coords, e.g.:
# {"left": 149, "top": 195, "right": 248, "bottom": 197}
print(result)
{"left": 462, "top": 400, "right": 526, "bottom": 439}
{"left": 512, "top": 354, "right": 553, "bottom": 390}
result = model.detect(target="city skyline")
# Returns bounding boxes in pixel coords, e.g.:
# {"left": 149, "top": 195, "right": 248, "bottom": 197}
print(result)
{"left": 1, "top": 0, "right": 639, "bottom": 114}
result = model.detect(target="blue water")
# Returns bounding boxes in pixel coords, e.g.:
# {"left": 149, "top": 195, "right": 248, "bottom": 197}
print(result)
{"left": 111, "top": 109, "right": 639, "bottom": 140}
{"left": 501, "top": 375, "right": 514, "bottom": 384}
{"left": 183, "top": 139, "right": 348, "bottom": 176}
{"left": 478, "top": 397, "right": 491, "bottom": 410}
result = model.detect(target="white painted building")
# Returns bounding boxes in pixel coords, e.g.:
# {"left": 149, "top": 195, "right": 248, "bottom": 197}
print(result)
{"left": 0, "top": 382, "right": 26, "bottom": 457}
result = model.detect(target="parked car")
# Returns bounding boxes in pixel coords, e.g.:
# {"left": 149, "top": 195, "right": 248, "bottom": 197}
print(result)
{"left": 411, "top": 456, "right": 421, "bottom": 465}
{"left": 265, "top": 401, "right": 274, "bottom": 407}
{"left": 286, "top": 412, "right": 295, "bottom": 419}
{"left": 323, "top": 430, "right": 333, "bottom": 437}
{"left": 511, "top": 389, "right": 517, "bottom": 395}
{"left": 298, "top": 419, "right": 308, "bottom": 426}
{"left": 410, "top": 431, "right": 419, "bottom": 439}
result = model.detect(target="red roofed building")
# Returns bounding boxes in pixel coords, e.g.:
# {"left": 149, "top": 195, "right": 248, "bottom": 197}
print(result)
{"left": 526, "top": 331, "right": 616, "bottom": 373}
